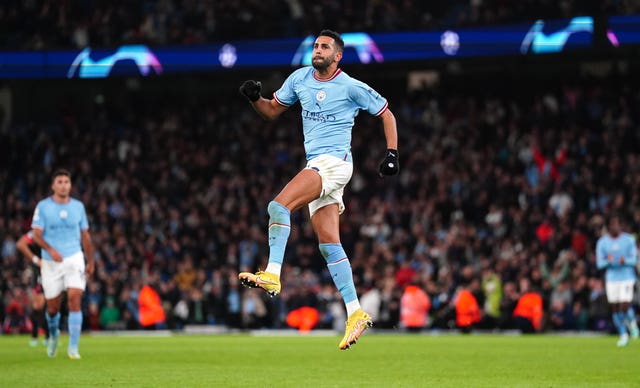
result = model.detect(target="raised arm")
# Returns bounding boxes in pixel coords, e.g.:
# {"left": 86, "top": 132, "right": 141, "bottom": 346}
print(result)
{"left": 239, "top": 80, "right": 289, "bottom": 121}
{"left": 379, "top": 109, "right": 398, "bottom": 150}
{"left": 377, "top": 108, "right": 399, "bottom": 176}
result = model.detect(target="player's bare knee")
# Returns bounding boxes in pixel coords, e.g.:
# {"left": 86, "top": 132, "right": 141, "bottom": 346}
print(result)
{"left": 67, "top": 289, "right": 83, "bottom": 311}
{"left": 314, "top": 227, "right": 340, "bottom": 244}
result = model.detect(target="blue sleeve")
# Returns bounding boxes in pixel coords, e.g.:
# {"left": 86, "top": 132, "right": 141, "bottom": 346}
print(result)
{"left": 595, "top": 239, "right": 607, "bottom": 270}
{"left": 273, "top": 71, "right": 299, "bottom": 106}
{"left": 31, "top": 202, "right": 45, "bottom": 230}
{"left": 349, "top": 81, "right": 388, "bottom": 116}
{"left": 79, "top": 203, "right": 89, "bottom": 230}
{"left": 626, "top": 235, "right": 637, "bottom": 266}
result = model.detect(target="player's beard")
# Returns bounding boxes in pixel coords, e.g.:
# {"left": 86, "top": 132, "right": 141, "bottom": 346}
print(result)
{"left": 312, "top": 56, "right": 332, "bottom": 71}
{"left": 54, "top": 187, "right": 71, "bottom": 200}
{"left": 54, "top": 191, "right": 70, "bottom": 201}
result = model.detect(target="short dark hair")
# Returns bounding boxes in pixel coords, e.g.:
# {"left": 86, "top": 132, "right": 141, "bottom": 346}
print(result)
{"left": 607, "top": 212, "right": 622, "bottom": 223}
{"left": 606, "top": 213, "right": 626, "bottom": 231}
{"left": 319, "top": 29, "right": 344, "bottom": 52}
{"left": 52, "top": 168, "right": 71, "bottom": 181}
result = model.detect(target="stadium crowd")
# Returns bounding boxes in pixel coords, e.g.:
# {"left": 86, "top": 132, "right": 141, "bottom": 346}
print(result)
{"left": 1, "top": 69, "right": 639, "bottom": 334}
{"left": 1, "top": 0, "right": 638, "bottom": 49}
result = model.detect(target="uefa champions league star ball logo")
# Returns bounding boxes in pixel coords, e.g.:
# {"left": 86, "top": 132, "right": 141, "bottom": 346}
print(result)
{"left": 316, "top": 91, "right": 326, "bottom": 102}
{"left": 60, "top": 210, "right": 68, "bottom": 219}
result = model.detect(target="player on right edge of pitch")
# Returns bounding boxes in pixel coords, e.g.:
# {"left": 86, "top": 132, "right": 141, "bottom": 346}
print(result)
{"left": 596, "top": 214, "right": 639, "bottom": 347}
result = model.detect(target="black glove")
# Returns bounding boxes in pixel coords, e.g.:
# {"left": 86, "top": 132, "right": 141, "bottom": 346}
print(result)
{"left": 378, "top": 149, "right": 399, "bottom": 176}
{"left": 239, "top": 80, "right": 262, "bottom": 102}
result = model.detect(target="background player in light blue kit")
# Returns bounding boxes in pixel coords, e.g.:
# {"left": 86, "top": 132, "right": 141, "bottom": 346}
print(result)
{"left": 31, "top": 169, "right": 95, "bottom": 359}
{"left": 238, "top": 30, "right": 399, "bottom": 349}
{"left": 596, "top": 214, "right": 639, "bottom": 347}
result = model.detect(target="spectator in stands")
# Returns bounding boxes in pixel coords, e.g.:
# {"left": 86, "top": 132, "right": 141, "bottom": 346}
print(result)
{"left": 99, "top": 296, "right": 122, "bottom": 330}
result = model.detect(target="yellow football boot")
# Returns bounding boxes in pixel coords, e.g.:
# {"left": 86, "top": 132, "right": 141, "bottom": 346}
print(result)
{"left": 338, "top": 309, "right": 373, "bottom": 350}
{"left": 238, "top": 271, "right": 281, "bottom": 297}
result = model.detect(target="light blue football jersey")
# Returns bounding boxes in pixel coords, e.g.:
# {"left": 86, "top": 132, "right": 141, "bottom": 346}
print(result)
{"left": 596, "top": 232, "right": 638, "bottom": 282}
{"left": 31, "top": 197, "right": 89, "bottom": 261}
{"left": 274, "top": 67, "right": 388, "bottom": 161}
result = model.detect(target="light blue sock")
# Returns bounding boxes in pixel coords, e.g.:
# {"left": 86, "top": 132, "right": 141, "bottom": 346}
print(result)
{"left": 626, "top": 307, "right": 637, "bottom": 325}
{"left": 613, "top": 311, "right": 627, "bottom": 335}
{"left": 267, "top": 201, "right": 291, "bottom": 268}
{"left": 46, "top": 312, "right": 60, "bottom": 338}
{"left": 320, "top": 243, "right": 357, "bottom": 304}
{"left": 68, "top": 311, "right": 83, "bottom": 350}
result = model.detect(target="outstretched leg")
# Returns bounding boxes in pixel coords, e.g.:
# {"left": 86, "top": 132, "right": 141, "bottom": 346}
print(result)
{"left": 239, "top": 169, "right": 322, "bottom": 296}
{"left": 312, "top": 204, "right": 372, "bottom": 350}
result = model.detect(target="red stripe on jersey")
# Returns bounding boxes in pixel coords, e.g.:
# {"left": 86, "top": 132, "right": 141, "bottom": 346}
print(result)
{"left": 375, "top": 101, "right": 389, "bottom": 116}
{"left": 273, "top": 92, "right": 290, "bottom": 107}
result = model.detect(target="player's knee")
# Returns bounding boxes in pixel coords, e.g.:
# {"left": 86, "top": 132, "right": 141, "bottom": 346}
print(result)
{"left": 267, "top": 201, "right": 290, "bottom": 222}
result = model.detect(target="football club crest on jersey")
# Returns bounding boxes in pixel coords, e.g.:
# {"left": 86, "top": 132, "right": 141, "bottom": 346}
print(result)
{"left": 316, "top": 90, "right": 326, "bottom": 101}
{"left": 60, "top": 210, "right": 68, "bottom": 219}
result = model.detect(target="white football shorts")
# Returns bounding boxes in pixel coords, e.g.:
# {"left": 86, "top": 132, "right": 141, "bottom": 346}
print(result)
{"left": 605, "top": 280, "right": 636, "bottom": 304}
{"left": 305, "top": 154, "right": 353, "bottom": 217}
{"left": 40, "top": 251, "right": 86, "bottom": 299}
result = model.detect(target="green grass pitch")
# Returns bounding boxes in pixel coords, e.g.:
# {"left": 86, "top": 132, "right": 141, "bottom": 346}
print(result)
{"left": 1, "top": 333, "right": 638, "bottom": 387}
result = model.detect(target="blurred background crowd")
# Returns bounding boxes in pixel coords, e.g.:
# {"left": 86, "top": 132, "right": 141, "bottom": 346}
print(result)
{"left": 1, "top": 1, "right": 639, "bottom": 335}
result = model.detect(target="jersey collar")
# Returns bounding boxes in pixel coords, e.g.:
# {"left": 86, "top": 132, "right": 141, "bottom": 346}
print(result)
{"left": 313, "top": 68, "right": 341, "bottom": 82}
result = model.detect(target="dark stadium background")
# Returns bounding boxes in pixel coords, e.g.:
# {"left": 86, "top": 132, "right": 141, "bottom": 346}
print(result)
{"left": 1, "top": 1, "right": 639, "bottom": 335}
